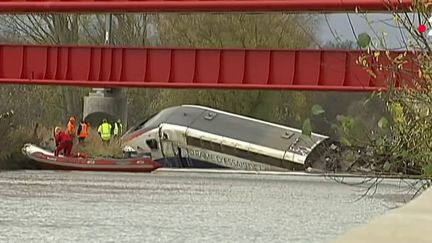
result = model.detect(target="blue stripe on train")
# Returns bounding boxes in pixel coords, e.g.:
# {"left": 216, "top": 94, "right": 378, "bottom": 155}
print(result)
{"left": 155, "top": 157, "right": 226, "bottom": 169}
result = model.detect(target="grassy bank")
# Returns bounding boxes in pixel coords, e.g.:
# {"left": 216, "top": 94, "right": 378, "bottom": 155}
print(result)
{"left": 0, "top": 125, "right": 44, "bottom": 170}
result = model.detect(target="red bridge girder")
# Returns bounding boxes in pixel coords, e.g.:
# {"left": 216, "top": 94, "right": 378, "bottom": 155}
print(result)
{"left": 0, "top": 44, "right": 417, "bottom": 91}
{"left": 0, "top": 0, "right": 413, "bottom": 13}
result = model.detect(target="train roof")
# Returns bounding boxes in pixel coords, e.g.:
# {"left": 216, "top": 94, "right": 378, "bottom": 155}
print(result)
{"left": 136, "top": 105, "right": 328, "bottom": 151}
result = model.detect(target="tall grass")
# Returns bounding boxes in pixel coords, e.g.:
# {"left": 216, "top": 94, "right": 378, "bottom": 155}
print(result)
{"left": 0, "top": 125, "right": 42, "bottom": 170}
{"left": 72, "top": 129, "right": 123, "bottom": 158}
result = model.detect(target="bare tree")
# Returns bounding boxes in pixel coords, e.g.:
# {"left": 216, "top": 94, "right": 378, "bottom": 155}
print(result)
{"left": 0, "top": 13, "right": 163, "bottom": 124}
{"left": 0, "top": 14, "right": 92, "bottom": 119}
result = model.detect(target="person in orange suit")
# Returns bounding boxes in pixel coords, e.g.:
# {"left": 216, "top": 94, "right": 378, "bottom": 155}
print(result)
{"left": 54, "top": 126, "right": 73, "bottom": 157}
{"left": 67, "top": 116, "right": 77, "bottom": 139}
{"left": 77, "top": 120, "right": 90, "bottom": 144}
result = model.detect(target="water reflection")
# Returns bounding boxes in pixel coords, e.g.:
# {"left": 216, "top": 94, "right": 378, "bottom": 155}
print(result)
{"left": 0, "top": 170, "right": 418, "bottom": 243}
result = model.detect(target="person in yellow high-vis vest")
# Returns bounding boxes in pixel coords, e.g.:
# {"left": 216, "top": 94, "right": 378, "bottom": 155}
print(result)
{"left": 97, "top": 119, "right": 112, "bottom": 144}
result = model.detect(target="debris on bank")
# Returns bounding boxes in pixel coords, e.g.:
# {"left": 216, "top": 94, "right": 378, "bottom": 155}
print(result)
{"left": 310, "top": 142, "right": 423, "bottom": 176}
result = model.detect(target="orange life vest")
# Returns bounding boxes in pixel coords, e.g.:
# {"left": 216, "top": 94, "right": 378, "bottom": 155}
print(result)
{"left": 79, "top": 123, "right": 89, "bottom": 138}
{"left": 67, "top": 121, "right": 76, "bottom": 136}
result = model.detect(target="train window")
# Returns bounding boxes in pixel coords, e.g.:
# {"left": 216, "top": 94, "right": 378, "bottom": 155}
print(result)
{"left": 200, "top": 140, "right": 212, "bottom": 148}
{"left": 281, "top": 131, "right": 294, "bottom": 139}
{"left": 204, "top": 112, "right": 217, "bottom": 120}
{"left": 186, "top": 136, "right": 201, "bottom": 147}
{"left": 162, "top": 133, "right": 169, "bottom": 140}
{"left": 146, "top": 139, "right": 158, "bottom": 150}
{"left": 220, "top": 144, "right": 237, "bottom": 155}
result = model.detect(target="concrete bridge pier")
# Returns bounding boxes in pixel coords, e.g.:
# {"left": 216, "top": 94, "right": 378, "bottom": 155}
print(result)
{"left": 82, "top": 88, "right": 128, "bottom": 130}
{"left": 81, "top": 15, "right": 129, "bottom": 131}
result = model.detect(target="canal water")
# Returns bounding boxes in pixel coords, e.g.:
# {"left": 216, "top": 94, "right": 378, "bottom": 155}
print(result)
{"left": 0, "top": 170, "right": 419, "bottom": 243}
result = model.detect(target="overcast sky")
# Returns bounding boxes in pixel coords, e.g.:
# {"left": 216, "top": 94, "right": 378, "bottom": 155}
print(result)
{"left": 318, "top": 13, "right": 422, "bottom": 49}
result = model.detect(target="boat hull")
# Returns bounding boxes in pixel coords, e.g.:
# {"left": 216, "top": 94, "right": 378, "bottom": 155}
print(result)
{"left": 22, "top": 143, "right": 162, "bottom": 173}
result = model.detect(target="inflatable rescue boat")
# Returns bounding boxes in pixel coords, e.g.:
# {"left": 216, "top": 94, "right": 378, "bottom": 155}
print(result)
{"left": 21, "top": 143, "right": 162, "bottom": 172}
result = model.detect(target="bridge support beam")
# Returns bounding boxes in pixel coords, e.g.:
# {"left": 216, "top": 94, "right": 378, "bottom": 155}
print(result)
{"left": 0, "top": 44, "right": 419, "bottom": 91}
{"left": 0, "top": 0, "right": 413, "bottom": 13}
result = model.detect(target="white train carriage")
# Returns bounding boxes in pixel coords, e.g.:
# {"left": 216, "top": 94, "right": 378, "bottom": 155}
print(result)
{"left": 121, "top": 105, "right": 331, "bottom": 171}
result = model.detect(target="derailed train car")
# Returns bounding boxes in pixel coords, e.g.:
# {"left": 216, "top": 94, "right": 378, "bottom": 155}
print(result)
{"left": 121, "top": 105, "right": 334, "bottom": 171}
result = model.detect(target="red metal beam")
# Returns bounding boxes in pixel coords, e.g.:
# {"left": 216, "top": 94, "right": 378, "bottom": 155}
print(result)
{"left": 0, "top": 0, "right": 413, "bottom": 13}
{"left": 0, "top": 44, "right": 417, "bottom": 91}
